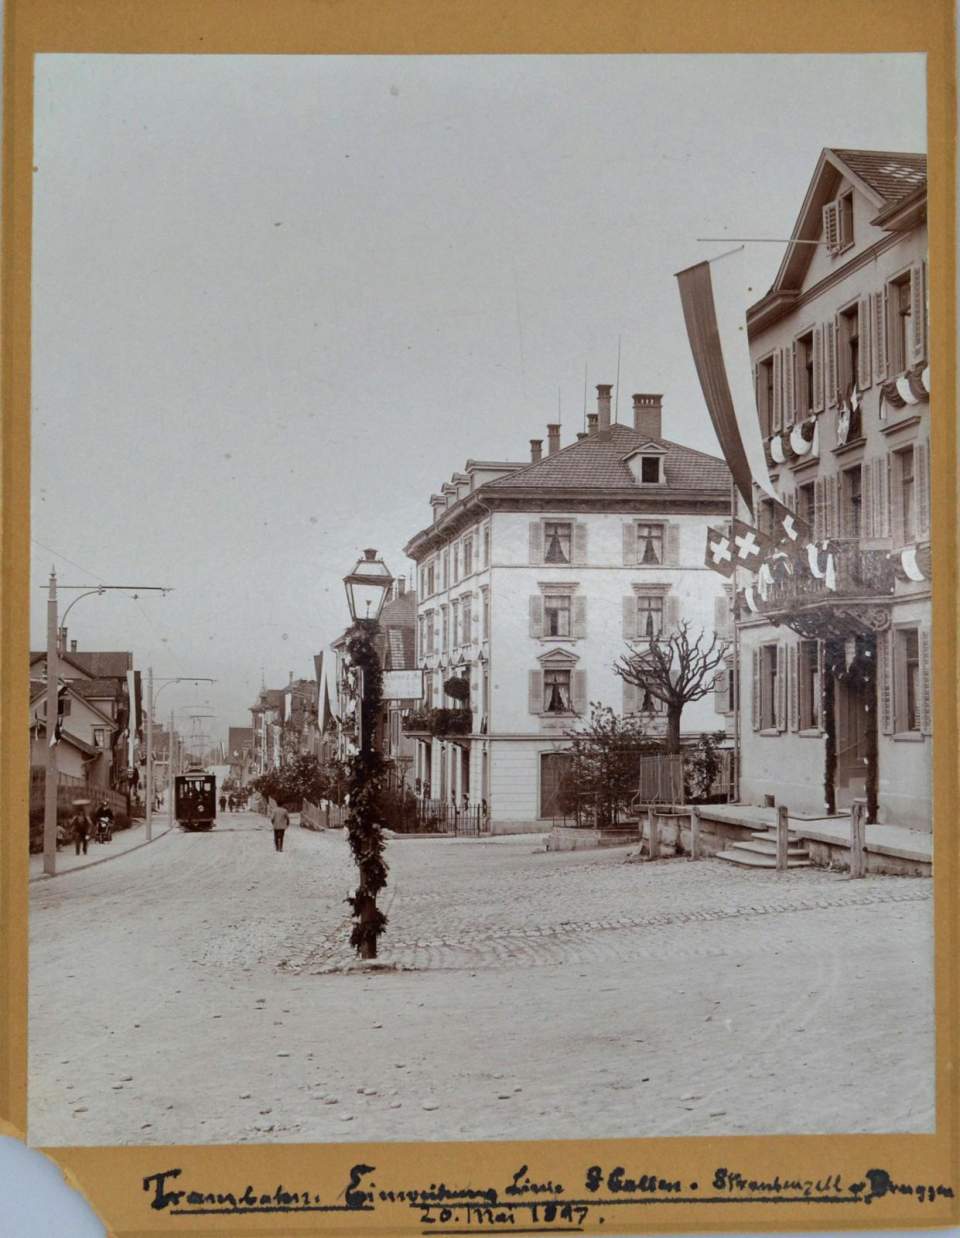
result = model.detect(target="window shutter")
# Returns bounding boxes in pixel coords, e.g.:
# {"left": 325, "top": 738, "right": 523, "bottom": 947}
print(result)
{"left": 623, "top": 678, "right": 639, "bottom": 715}
{"left": 529, "top": 595, "right": 544, "bottom": 638}
{"left": 812, "top": 324, "right": 824, "bottom": 412}
{"left": 713, "top": 668, "right": 728, "bottom": 715}
{"left": 528, "top": 521, "right": 543, "bottom": 565}
{"left": 822, "top": 202, "right": 840, "bottom": 254}
{"left": 875, "top": 457, "right": 890, "bottom": 537}
{"left": 528, "top": 670, "right": 543, "bottom": 716}
{"left": 889, "top": 453, "right": 904, "bottom": 546}
{"left": 919, "top": 625, "right": 932, "bottom": 735}
{"left": 783, "top": 344, "right": 795, "bottom": 426}
{"left": 572, "top": 670, "right": 587, "bottom": 716}
{"left": 813, "top": 477, "right": 826, "bottom": 540}
{"left": 872, "top": 289, "right": 888, "bottom": 383}
{"left": 665, "top": 523, "right": 681, "bottom": 566}
{"left": 857, "top": 296, "right": 872, "bottom": 389}
{"left": 825, "top": 475, "right": 840, "bottom": 538}
{"left": 622, "top": 521, "right": 637, "bottom": 565}
{"left": 915, "top": 438, "right": 930, "bottom": 539}
{"left": 909, "top": 262, "right": 926, "bottom": 365}
{"left": 772, "top": 349, "right": 782, "bottom": 432}
{"left": 622, "top": 596, "right": 637, "bottom": 640}
{"left": 463, "top": 596, "right": 472, "bottom": 644}
{"left": 775, "top": 643, "right": 787, "bottom": 732}
{"left": 713, "top": 593, "right": 729, "bottom": 638}
{"left": 573, "top": 522, "right": 588, "bottom": 566}
{"left": 877, "top": 630, "right": 894, "bottom": 734}
{"left": 816, "top": 641, "right": 825, "bottom": 730}
{"left": 573, "top": 595, "right": 587, "bottom": 639}
{"left": 664, "top": 593, "right": 681, "bottom": 634}
{"left": 788, "top": 643, "right": 799, "bottom": 731}
{"left": 861, "top": 458, "right": 874, "bottom": 539}
{"left": 825, "top": 320, "right": 837, "bottom": 407}
{"left": 751, "top": 647, "right": 760, "bottom": 731}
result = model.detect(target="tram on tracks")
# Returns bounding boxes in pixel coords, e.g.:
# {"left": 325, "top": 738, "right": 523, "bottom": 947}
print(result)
{"left": 174, "top": 768, "right": 217, "bottom": 831}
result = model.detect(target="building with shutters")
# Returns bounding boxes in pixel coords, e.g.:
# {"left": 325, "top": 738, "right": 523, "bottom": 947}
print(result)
{"left": 403, "top": 387, "right": 733, "bottom": 832}
{"left": 738, "top": 147, "right": 931, "bottom": 829}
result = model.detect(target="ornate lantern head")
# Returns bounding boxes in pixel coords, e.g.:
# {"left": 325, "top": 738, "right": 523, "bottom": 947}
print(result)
{"left": 343, "top": 548, "right": 394, "bottom": 623}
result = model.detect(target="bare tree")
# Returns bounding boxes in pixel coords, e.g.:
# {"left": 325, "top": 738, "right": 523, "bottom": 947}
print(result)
{"left": 614, "top": 620, "right": 729, "bottom": 754}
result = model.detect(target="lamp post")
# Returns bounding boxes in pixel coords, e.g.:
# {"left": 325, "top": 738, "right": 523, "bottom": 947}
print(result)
{"left": 39, "top": 573, "right": 171, "bottom": 876}
{"left": 146, "top": 676, "right": 216, "bottom": 841}
{"left": 342, "top": 549, "right": 394, "bottom": 960}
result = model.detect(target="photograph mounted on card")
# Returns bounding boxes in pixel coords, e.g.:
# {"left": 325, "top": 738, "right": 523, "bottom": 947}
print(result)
{"left": 1, "top": 3, "right": 956, "bottom": 1237}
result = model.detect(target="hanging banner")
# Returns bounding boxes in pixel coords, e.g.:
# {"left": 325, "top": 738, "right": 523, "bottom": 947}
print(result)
{"left": 382, "top": 669, "right": 425, "bottom": 701}
{"left": 126, "top": 669, "right": 138, "bottom": 768}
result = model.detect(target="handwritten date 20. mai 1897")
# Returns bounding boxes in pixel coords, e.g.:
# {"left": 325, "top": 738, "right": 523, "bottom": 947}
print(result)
{"left": 141, "top": 1161, "right": 956, "bottom": 1224}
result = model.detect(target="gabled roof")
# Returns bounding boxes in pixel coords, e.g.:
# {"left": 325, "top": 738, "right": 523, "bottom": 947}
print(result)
{"left": 483, "top": 422, "right": 729, "bottom": 492}
{"left": 753, "top": 147, "right": 926, "bottom": 318}
{"left": 70, "top": 677, "right": 124, "bottom": 701}
{"left": 384, "top": 625, "right": 416, "bottom": 671}
{"left": 29, "top": 680, "right": 118, "bottom": 726}
{"left": 30, "top": 651, "right": 94, "bottom": 679}
{"left": 830, "top": 149, "right": 927, "bottom": 205}
{"left": 63, "top": 651, "right": 133, "bottom": 679}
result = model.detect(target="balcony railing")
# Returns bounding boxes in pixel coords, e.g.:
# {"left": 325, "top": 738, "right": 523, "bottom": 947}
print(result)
{"left": 402, "top": 707, "right": 473, "bottom": 737}
{"left": 760, "top": 543, "right": 896, "bottom": 615}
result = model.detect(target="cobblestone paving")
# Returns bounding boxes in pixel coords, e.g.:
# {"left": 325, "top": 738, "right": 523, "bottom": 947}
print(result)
{"left": 29, "top": 816, "right": 934, "bottom": 1146}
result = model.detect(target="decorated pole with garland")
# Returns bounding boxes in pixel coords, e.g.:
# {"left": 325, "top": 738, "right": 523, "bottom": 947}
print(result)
{"left": 343, "top": 621, "right": 389, "bottom": 959}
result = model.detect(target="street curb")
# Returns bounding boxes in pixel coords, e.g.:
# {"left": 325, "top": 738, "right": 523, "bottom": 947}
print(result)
{"left": 29, "top": 823, "right": 175, "bottom": 883}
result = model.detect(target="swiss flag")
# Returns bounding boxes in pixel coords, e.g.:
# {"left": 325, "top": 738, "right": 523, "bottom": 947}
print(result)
{"left": 731, "top": 519, "right": 775, "bottom": 570}
{"left": 769, "top": 497, "right": 812, "bottom": 550}
{"left": 704, "top": 526, "right": 736, "bottom": 578}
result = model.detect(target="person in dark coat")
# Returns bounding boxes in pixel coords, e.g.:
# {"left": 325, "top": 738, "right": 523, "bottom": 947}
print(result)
{"left": 69, "top": 803, "right": 91, "bottom": 856}
{"left": 270, "top": 803, "right": 290, "bottom": 852}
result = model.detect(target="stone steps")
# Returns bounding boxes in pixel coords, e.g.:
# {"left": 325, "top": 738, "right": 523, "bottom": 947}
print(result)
{"left": 716, "top": 848, "right": 813, "bottom": 869}
{"left": 718, "top": 828, "right": 813, "bottom": 869}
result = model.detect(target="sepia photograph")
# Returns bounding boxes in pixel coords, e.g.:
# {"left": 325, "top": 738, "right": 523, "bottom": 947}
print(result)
{"left": 25, "top": 48, "right": 936, "bottom": 1159}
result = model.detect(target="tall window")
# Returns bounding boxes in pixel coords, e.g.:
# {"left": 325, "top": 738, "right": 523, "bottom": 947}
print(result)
{"left": 483, "top": 525, "right": 490, "bottom": 566}
{"left": 840, "top": 304, "right": 859, "bottom": 393}
{"left": 798, "top": 481, "right": 816, "bottom": 529}
{"left": 799, "top": 640, "right": 820, "bottom": 729}
{"left": 544, "top": 594, "right": 572, "bottom": 637}
{"left": 640, "top": 457, "right": 661, "bottom": 483}
{"left": 893, "top": 275, "right": 912, "bottom": 373}
{"left": 452, "top": 544, "right": 460, "bottom": 583}
{"left": 839, "top": 191, "right": 854, "bottom": 250}
{"left": 463, "top": 536, "right": 473, "bottom": 576}
{"left": 897, "top": 628, "right": 921, "bottom": 732}
{"left": 441, "top": 605, "right": 449, "bottom": 651}
{"left": 758, "top": 354, "right": 776, "bottom": 437}
{"left": 636, "top": 595, "right": 664, "bottom": 639}
{"left": 797, "top": 331, "right": 815, "bottom": 415}
{"left": 637, "top": 523, "right": 664, "bottom": 565}
{"left": 760, "top": 644, "right": 779, "bottom": 729}
{"left": 898, "top": 447, "right": 916, "bottom": 543}
{"left": 841, "top": 465, "right": 862, "bottom": 539}
{"left": 543, "top": 521, "right": 572, "bottom": 564}
{"left": 481, "top": 588, "right": 490, "bottom": 640}
{"left": 427, "top": 563, "right": 435, "bottom": 596}
{"left": 451, "top": 600, "right": 460, "bottom": 647}
{"left": 543, "top": 668, "right": 572, "bottom": 713}
{"left": 442, "top": 550, "right": 449, "bottom": 590}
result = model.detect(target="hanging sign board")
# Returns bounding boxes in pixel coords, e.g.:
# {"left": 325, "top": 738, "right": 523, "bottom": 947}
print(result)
{"left": 381, "top": 669, "right": 425, "bottom": 701}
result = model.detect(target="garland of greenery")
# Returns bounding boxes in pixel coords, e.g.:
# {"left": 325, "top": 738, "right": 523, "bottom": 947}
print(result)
{"left": 343, "top": 622, "right": 389, "bottom": 959}
{"left": 822, "top": 648, "right": 837, "bottom": 815}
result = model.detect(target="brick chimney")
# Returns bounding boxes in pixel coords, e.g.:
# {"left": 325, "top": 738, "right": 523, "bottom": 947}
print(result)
{"left": 596, "top": 384, "right": 612, "bottom": 431}
{"left": 530, "top": 439, "right": 543, "bottom": 463}
{"left": 576, "top": 431, "right": 588, "bottom": 441}
{"left": 633, "top": 393, "right": 663, "bottom": 439}
{"left": 586, "top": 413, "right": 599, "bottom": 434}
{"left": 396, "top": 575, "right": 406, "bottom": 596}
{"left": 546, "top": 424, "right": 561, "bottom": 456}
{"left": 70, "top": 639, "right": 77, "bottom": 653}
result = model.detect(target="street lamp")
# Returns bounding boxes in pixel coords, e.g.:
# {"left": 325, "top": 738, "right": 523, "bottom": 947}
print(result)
{"left": 341, "top": 549, "right": 394, "bottom": 961}
{"left": 343, "top": 548, "right": 394, "bottom": 624}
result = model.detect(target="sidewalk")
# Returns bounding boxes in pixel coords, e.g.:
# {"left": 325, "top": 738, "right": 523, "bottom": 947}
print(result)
{"left": 29, "top": 817, "right": 174, "bottom": 882}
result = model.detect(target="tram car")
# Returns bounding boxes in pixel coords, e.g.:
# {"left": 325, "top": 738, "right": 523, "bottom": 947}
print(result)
{"left": 174, "top": 770, "right": 217, "bottom": 831}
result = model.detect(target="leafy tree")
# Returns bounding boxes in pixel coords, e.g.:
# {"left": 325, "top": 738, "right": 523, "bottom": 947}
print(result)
{"left": 562, "top": 703, "right": 658, "bottom": 828}
{"left": 250, "top": 753, "right": 330, "bottom": 808}
{"left": 614, "top": 619, "right": 728, "bottom": 754}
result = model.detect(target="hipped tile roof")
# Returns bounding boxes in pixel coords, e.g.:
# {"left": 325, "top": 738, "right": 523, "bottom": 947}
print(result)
{"left": 483, "top": 422, "right": 729, "bottom": 492}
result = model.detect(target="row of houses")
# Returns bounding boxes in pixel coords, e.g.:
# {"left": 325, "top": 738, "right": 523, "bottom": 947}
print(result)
{"left": 256, "top": 147, "right": 930, "bottom": 840}
{"left": 398, "top": 147, "right": 931, "bottom": 834}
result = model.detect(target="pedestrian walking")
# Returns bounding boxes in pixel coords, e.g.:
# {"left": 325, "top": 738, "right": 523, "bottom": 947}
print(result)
{"left": 94, "top": 801, "right": 114, "bottom": 843}
{"left": 270, "top": 802, "right": 290, "bottom": 853}
{"left": 69, "top": 801, "right": 92, "bottom": 856}
{"left": 219, "top": 793, "right": 227, "bottom": 813}
{"left": 228, "top": 794, "right": 237, "bottom": 813}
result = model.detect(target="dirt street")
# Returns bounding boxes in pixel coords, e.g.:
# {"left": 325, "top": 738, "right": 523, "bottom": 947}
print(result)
{"left": 29, "top": 812, "right": 933, "bottom": 1146}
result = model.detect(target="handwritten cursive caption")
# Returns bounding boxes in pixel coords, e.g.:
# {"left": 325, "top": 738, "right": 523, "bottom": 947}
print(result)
{"left": 140, "top": 1161, "right": 956, "bottom": 1227}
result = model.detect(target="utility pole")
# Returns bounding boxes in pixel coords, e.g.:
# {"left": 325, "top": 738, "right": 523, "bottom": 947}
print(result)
{"left": 168, "top": 707, "right": 176, "bottom": 830}
{"left": 145, "top": 667, "right": 154, "bottom": 841}
{"left": 43, "top": 570, "right": 59, "bottom": 876}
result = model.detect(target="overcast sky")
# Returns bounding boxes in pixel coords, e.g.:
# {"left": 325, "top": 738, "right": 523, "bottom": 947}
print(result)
{"left": 30, "top": 53, "right": 926, "bottom": 741}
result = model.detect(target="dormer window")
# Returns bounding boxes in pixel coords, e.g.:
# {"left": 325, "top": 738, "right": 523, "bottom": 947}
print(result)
{"left": 624, "top": 442, "right": 667, "bottom": 486}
